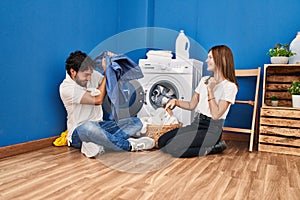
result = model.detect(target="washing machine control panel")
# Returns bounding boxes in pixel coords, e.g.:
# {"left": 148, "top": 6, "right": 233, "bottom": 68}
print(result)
{"left": 139, "top": 59, "right": 201, "bottom": 74}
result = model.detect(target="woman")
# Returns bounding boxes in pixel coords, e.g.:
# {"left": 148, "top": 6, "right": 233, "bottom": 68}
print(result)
{"left": 158, "top": 45, "right": 238, "bottom": 158}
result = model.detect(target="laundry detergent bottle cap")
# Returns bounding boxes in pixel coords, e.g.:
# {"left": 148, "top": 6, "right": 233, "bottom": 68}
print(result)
{"left": 289, "top": 31, "right": 300, "bottom": 64}
{"left": 175, "top": 30, "right": 190, "bottom": 60}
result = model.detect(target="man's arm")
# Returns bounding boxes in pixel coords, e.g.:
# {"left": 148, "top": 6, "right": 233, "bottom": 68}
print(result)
{"left": 80, "top": 75, "right": 107, "bottom": 105}
{"left": 80, "top": 51, "right": 115, "bottom": 105}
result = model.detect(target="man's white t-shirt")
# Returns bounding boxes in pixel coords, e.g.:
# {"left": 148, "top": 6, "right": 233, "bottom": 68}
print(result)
{"left": 195, "top": 76, "right": 238, "bottom": 119}
{"left": 59, "top": 70, "right": 104, "bottom": 144}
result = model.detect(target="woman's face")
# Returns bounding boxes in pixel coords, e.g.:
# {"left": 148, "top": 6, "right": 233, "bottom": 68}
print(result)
{"left": 206, "top": 50, "right": 216, "bottom": 72}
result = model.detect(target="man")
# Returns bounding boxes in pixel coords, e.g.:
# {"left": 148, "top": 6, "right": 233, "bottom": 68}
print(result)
{"left": 59, "top": 50, "right": 154, "bottom": 157}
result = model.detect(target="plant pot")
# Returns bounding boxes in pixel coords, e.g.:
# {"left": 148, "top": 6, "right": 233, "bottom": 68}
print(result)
{"left": 271, "top": 100, "right": 278, "bottom": 107}
{"left": 292, "top": 95, "right": 300, "bottom": 108}
{"left": 271, "top": 56, "right": 289, "bottom": 64}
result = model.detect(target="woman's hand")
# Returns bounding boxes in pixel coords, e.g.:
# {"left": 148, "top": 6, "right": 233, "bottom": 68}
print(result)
{"left": 207, "top": 78, "right": 217, "bottom": 92}
{"left": 165, "top": 99, "right": 177, "bottom": 110}
{"left": 165, "top": 107, "right": 174, "bottom": 115}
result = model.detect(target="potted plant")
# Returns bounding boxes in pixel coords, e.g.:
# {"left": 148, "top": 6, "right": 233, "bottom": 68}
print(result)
{"left": 288, "top": 80, "right": 300, "bottom": 108}
{"left": 270, "top": 95, "right": 278, "bottom": 107}
{"left": 266, "top": 43, "right": 295, "bottom": 64}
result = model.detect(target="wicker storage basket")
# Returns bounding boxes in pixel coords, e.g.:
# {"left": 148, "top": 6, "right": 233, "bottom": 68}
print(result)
{"left": 146, "top": 123, "right": 183, "bottom": 148}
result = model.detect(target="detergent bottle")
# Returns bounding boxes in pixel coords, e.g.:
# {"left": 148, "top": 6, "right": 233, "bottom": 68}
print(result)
{"left": 175, "top": 30, "right": 190, "bottom": 60}
{"left": 289, "top": 31, "right": 300, "bottom": 64}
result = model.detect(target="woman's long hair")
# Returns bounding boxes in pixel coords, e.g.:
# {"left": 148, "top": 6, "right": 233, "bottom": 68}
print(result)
{"left": 209, "top": 45, "right": 239, "bottom": 88}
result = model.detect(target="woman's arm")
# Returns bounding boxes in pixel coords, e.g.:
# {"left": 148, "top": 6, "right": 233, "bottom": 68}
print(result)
{"left": 207, "top": 98, "right": 230, "bottom": 120}
{"left": 207, "top": 84, "right": 230, "bottom": 120}
{"left": 165, "top": 92, "right": 199, "bottom": 111}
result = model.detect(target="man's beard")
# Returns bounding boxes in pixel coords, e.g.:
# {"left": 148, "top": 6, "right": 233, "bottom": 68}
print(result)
{"left": 75, "top": 76, "right": 87, "bottom": 87}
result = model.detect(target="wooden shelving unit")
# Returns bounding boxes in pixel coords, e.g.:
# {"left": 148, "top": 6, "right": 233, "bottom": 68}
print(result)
{"left": 259, "top": 64, "right": 300, "bottom": 156}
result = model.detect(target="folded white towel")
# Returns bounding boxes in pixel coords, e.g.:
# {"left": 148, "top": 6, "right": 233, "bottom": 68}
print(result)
{"left": 146, "top": 50, "right": 173, "bottom": 58}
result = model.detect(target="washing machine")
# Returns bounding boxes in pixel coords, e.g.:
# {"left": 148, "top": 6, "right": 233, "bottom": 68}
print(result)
{"left": 137, "top": 59, "right": 203, "bottom": 126}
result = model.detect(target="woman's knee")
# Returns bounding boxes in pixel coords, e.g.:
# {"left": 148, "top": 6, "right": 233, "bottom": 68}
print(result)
{"left": 157, "top": 138, "right": 164, "bottom": 149}
{"left": 157, "top": 134, "right": 168, "bottom": 149}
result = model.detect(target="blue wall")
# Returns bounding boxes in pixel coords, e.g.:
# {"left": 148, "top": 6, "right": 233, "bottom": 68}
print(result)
{"left": 153, "top": 0, "right": 300, "bottom": 68}
{"left": 1, "top": 0, "right": 300, "bottom": 147}
{"left": 0, "top": 0, "right": 120, "bottom": 146}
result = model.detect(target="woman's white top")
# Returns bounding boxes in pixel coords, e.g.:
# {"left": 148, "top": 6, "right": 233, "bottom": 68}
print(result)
{"left": 194, "top": 76, "right": 238, "bottom": 119}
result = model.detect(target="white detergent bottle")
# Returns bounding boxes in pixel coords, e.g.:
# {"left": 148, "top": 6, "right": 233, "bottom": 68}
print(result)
{"left": 175, "top": 30, "right": 190, "bottom": 60}
{"left": 289, "top": 31, "right": 300, "bottom": 64}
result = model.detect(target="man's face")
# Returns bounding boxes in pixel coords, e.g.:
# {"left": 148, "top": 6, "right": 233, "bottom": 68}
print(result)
{"left": 73, "top": 68, "right": 93, "bottom": 87}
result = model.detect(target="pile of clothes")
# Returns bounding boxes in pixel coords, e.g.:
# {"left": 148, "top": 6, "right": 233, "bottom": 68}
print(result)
{"left": 150, "top": 84, "right": 177, "bottom": 108}
{"left": 138, "top": 108, "right": 179, "bottom": 135}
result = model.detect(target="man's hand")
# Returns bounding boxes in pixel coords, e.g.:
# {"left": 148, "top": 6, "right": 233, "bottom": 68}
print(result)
{"left": 107, "top": 51, "right": 116, "bottom": 57}
{"left": 101, "top": 51, "right": 116, "bottom": 73}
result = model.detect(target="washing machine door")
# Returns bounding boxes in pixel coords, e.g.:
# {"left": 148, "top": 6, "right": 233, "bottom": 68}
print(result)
{"left": 147, "top": 80, "right": 179, "bottom": 109}
{"left": 102, "top": 79, "right": 144, "bottom": 120}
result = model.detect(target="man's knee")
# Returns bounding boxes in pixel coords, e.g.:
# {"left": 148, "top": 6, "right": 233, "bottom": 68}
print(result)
{"left": 129, "top": 117, "right": 142, "bottom": 127}
{"left": 77, "top": 121, "right": 98, "bottom": 137}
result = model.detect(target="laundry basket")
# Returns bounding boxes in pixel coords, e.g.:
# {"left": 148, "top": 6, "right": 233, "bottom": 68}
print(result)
{"left": 146, "top": 123, "right": 183, "bottom": 148}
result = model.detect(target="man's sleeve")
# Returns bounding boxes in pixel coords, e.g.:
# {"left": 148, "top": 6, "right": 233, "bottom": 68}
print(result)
{"left": 60, "top": 83, "right": 86, "bottom": 104}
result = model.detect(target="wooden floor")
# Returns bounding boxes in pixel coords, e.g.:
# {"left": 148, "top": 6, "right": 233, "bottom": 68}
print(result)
{"left": 0, "top": 141, "right": 299, "bottom": 200}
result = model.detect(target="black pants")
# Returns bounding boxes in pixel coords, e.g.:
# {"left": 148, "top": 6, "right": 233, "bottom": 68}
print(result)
{"left": 158, "top": 114, "right": 224, "bottom": 158}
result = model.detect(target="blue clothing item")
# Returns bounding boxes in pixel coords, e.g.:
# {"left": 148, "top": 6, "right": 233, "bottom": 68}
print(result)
{"left": 95, "top": 51, "right": 144, "bottom": 121}
{"left": 70, "top": 117, "right": 142, "bottom": 151}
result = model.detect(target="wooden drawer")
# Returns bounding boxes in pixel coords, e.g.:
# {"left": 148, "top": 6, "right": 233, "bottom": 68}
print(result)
{"left": 259, "top": 107, "right": 300, "bottom": 156}
{"left": 262, "top": 64, "right": 300, "bottom": 107}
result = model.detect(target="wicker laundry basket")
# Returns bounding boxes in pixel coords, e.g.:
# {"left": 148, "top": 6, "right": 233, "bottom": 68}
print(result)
{"left": 146, "top": 123, "right": 183, "bottom": 148}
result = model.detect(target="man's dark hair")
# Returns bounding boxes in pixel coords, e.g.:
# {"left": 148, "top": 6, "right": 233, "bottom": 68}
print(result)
{"left": 65, "top": 50, "right": 95, "bottom": 76}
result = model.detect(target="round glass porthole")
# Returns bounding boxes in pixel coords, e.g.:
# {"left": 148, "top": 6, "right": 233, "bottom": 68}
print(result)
{"left": 148, "top": 80, "right": 179, "bottom": 109}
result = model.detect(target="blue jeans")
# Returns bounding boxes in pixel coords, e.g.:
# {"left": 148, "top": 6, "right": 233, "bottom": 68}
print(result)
{"left": 71, "top": 117, "right": 142, "bottom": 151}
